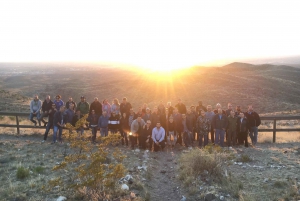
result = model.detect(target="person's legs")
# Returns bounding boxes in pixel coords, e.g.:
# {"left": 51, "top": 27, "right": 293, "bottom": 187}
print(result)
{"left": 244, "top": 131, "right": 249, "bottom": 147}
{"left": 29, "top": 113, "right": 37, "bottom": 124}
{"left": 36, "top": 111, "right": 41, "bottom": 126}
{"left": 198, "top": 132, "right": 203, "bottom": 147}
{"left": 227, "top": 130, "right": 232, "bottom": 147}
{"left": 210, "top": 126, "right": 215, "bottom": 143}
{"left": 253, "top": 127, "right": 258, "bottom": 145}
{"left": 215, "top": 129, "right": 220, "bottom": 146}
{"left": 149, "top": 138, "right": 153, "bottom": 151}
{"left": 249, "top": 127, "right": 254, "bottom": 144}
{"left": 183, "top": 132, "right": 188, "bottom": 147}
{"left": 92, "top": 127, "right": 97, "bottom": 142}
{"left": 58, "top": 127, "right": 63, "bottom": 142}
{"left": 232, "top": 131, "right": 237, "bottom": 146}
{"left": 204, "top": 134, "right": 208, "bottom": 147}
{"left": 188, "top": 132, "right": 193, "bottom": 147}
{"left": 220, "top": 130, "right": 225, "bottom": 147}
{"left": 124, "top": 132, "right": 128, "bottom": 146}
{"left": 159, "top": 140, "right": 165, "bottom": 150}
{"left": 176, "top": 130, "right": 182, "bottom": 145}
{"left": 39, "top": 112, "right": 47, "bottom": 124}
{"left": 153, "top": 142, "right": 160, "bottom": 152}
{"left": 104, "top": 128, "right": 108, "bottom": 137}
{"left": 44, "top": 122, "right": 52, "bottom": 140}
{"left": 53, "top": 126, "right": 58, "bottom": 143}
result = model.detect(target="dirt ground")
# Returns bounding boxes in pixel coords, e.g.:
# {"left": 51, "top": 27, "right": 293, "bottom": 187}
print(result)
{"left": 0, "top": 129, "right": 299, "bottom": 201}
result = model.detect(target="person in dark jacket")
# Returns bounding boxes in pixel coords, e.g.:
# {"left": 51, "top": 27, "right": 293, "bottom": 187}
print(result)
{"left": 182, "top": 113, "right": 193, "bottom": 148}
{"left": 40, "top": 95, "right": 53, "bottom": 127}
{"left": 120, "top": 97, "right": 132, "bottom": 116}
{"left": 172, "top": 108, "right": 183, "bottom": 145}
{"left": 77, "top": 96, "right": 90, "bottom": 115}
{"left": 196, "top": 101, "right": 207, "bottom": 115}
{"left": 89, "top": 97, "right": 102, "bottom": 116}
{"left": 72, "top": 110, "right": 84, "bottom": 136}
{"left": 244, "top": 105, "right": 261, "bottom": 146}
{"left": 87, "top": 110, "right": 99, "bottom": 143}
{"left": 98, "top": 111, "right": 109, "bottom": 137}
{"left": 213, "top": 103, "right": 226, "bottom": 115}
{"left": 65, "top": 103, "right": 75, "bottom": 124}
{"left": 52, "top": 106, "right": 66, "bottom": 143}
{"left": 108, "top": 112, "right": 120, "bottom": 134}
{"left": 212, "top": 108, "right": 228, "bottom": 147}
{"left": 120, "top": 113, "right": 129, "bottom": 146}
{"left": 140, "top": 120, "right": 152, "bottom": 150}
{"left": 142, "top": 108, "right": 151, "bottom": 122}
{"left": 227, "top": 110, "right": 238, "bottom": 146}
{"left": 166, "top": 102, "right": 174, "bottom": 117}
{"left": 175, "top": 98, "right": 187, "bottom": 114}
{"left": 66, "top": 97, "right": 77, "bottom": 110}
{"left": 150, "top": 107, "right": 160, "bottom": 129}
{"left": 42, "top": 103, "right": 56, "bottom": 143}
{"left": 186, "top": 108, "right": 196, "bottom": 142}
{"left": 237, "top": 112, "right": 249, "bottom": 147}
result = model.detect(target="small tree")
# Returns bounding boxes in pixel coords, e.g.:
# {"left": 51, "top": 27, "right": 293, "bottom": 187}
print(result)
{"left": 46, "top": 114, "right": 126, "bottom": 200}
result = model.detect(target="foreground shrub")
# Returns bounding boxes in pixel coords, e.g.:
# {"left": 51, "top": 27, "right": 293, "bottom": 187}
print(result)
{"left": 16, "top": 166, "right": 30, "bottom": 179}
{"left": 44, "top": 114, "right": 126, "bottom": 200}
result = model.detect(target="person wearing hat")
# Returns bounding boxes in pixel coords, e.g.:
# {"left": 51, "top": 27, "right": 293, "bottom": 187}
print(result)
{"left": 130, "top": 114, "right": 145, "bottom": 149}
{"left": 152, "top": 121, "right": 166, "bottom": 152}
{"left": 77, "top": 96, "right": 90, "bottom": 115}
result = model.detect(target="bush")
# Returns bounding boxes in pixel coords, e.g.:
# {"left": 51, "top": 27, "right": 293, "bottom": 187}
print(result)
{"left": 33, "top": 166, "right": 44, "bottom": 174}
{"left": 16, "top": 166, "right": 30, "bottom": 179}
{"left": 236, "top": 154, "right": 252, "bottom": 163}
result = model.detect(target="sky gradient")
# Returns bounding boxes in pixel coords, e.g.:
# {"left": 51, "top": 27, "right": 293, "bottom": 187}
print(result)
{"left": 0, "top": 0, "right": 299, "bottom": 70}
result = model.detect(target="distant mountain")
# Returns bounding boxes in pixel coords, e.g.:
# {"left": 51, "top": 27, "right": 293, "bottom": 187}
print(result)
{"left": 243, "top": 55, "right": 300, "bottom": 68}
{"left": 222, "top": 62, "right": 296, "bottom": 70}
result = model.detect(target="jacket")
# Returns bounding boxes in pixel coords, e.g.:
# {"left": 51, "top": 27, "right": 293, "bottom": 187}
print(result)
{"left": 212, "top": 114, "right": 228, "bottom": 130}
{"left": 227, "top": 115, "right": 238, "bottom": 132}
{"left": 196, "top": 115, "right": 210, "bottom": 133}
{"left": 244, "top": 111, "right": 261, "bottom": 127}
{"left": 186, "top": 113, "right": 196, "bottom": 131}
{"left": 131, "top": 119, "right": 145, "bottom": 134}
{"left": 66, "top": 101, "right": 77, "bottom": 110}
{"left": 53, "top": 100, "right": 64, "bottom": 111}
{"left": 172, "top": 113, "right": 183, "bottom": 132}
{"left": 77, "top": 101, "right": 90, "bottom": 115}
{"left": 72, "top": 114, "right": 84, "bottom": 127}
{"left": 237, "top": 117, "right": 249, "bottom": 133}
{"left": 42, "top": 100, "right": 53, "bottom": 112}
{"left": 65, "top": 109, "right": 75, "bottom": 123}
{"left": 120, "top": 102, "right": 132, "bottom": 115}
{"left": 87, "top": 114, "right": 99, "bottom": 126}
{"left": 98, "top": 115, "right": 109, "bottom": 128}
{"left": 143, "top": 113, "right": 151, "bottom": 122}
{"left": 30, "top": 99, "right": 42, "bottom": 113}
{"left": 108, "top": 115, "right": 120, "bottom": 130}
{"left": 175, "top": 103, "right": 187, "bottom": 114}
{"left": 53, "top": 111, "right": 66, "bottom": 127}
{"left": 89, "top": 101, "right": 102, "bottom": 115}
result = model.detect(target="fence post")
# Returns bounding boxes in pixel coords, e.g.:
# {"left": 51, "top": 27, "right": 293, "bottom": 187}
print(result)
{"left": 16, "top": 115, "right": 20, "bottom": 135}
{"left": 273, "top": 119, "right": 276, "bottom": 143}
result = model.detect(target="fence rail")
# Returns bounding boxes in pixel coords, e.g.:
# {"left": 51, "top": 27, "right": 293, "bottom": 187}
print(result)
{"left": 0, "top": 112, "right": 300, "bottom": 143}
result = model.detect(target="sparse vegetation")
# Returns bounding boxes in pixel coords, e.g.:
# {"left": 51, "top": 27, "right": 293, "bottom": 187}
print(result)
{"left": 236, "top": 154, "right": 252, "bottom": 163}
{"left": 33, "top": 166, "right": 45, "bottom": 174}
{"left": 16, "top": 166, "right": 30, "bottom": 179}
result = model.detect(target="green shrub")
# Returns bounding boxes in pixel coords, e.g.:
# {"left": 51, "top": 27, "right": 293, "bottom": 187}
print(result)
{"left": 236, "top": 154, "right": 252, "bottom": 163}
{"left": 16, "top": 166, "right": 30, "bottom": 179}
{"left": 33, "top": 166, "right": 44, "bottom": 174}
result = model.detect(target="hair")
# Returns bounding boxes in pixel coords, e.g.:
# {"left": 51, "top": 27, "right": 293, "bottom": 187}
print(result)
{"left": 123, "top": 97, "right": 127, "bottom": 101}
{"left": 207, "top": 105, "right": 212, "bottom": 108}
{"left": 114, "top": 98, "right": 120, "bottom": 106}
{"left": 56, "top": 95, "right": 61, "bottom": 99}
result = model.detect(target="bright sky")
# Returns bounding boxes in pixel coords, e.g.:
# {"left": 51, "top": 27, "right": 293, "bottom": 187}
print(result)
{"left": 0, "top": 0, "right": 299, "bottom": 71}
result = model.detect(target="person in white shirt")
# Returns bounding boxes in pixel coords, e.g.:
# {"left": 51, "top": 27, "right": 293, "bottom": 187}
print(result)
{"left": 152, "top": 122, "right": 166, "bottom": 152}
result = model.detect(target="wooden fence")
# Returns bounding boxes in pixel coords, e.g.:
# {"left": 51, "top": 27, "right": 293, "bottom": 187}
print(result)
{"left": 0, "top": 112, "right": 300, "bottom": 143}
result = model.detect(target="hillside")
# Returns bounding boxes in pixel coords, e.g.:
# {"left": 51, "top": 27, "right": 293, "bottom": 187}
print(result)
{"left": 0, "top": 62, "right": 300, "bottom": 114}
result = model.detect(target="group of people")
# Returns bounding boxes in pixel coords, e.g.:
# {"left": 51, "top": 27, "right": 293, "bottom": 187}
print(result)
{"left": 29, "top": 95, "right": 261, "bottom": 150}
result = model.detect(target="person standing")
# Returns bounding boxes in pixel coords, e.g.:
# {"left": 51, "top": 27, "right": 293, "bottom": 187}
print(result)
{"left": 52, "top": 106, "right": 66, "bottom": 144}
{"left": 111, "top": 98, "right": 121, "bottom": 117}
{"left": 89, "top": 97, "right": 102, "bottom": 116}
{"left": 227, "top": 110, "right": 238, "bottom": 146}
{"left": 128, "top": 108, "right": 137, "bottom": 128}
{"left": 65, "top": 103, "right": 75, "bottom": 124}
{"left": 42, "top": 103, "right": 56, "bottom": 143}
{"left": 166, "top": 102, "right": 174, "bottom": 117}
{"left": 196, "top": 101, "right": 207, "bottom": 115}
{"left": 29, "top": 95, "right": 42, "bottom": 127}
{"left": 77, "top": 96, "right": 90, "bottom": 115}
{"left": 244, "top": 105, "right": 261, "bottom": 146}
{"left": 108, "top": 112, "right": 120, "bottom": 134}
{"left": 226, "top": 103, "right": 233, "bottom": 116}
{"left": 182, "top": 114, "right": 193, "bottom": 148}
{"left": 157, "top": 101, "right": 165, "bottom": 116}
{"left": 167, "top": 117, "right": 176, "bottom": 148}
{"left": 53, "top": 95, "right": 64, "bottom": 111}
{"left": 196, "top": 110, "right": 210, "bottom": 147}
{"left": 130, "top": 115, "right": 145, "bottom": 149}
{"left": 152, "top": 122, "right": 166, "bottom": 152}
{"left": 120, "top": 97, "right": 132, "bottom": 116}
{"left": 66, "top": 97, "right": 76, "bottom": 110}
{"left": 87, "top": 110, "right": 99, "bottom": 143}
{"left": 72, "top": 110, "right": 84, "bottom": 136}
{"left": 142, "top": 108, "right": 151, "bottom": 122}
{"left": 140, "top": 120, "right": 152, "bottom": 150}
{"left": 150, "top": 107, "right": 160, "bottom": 129}
{"left": 175, "top": 98, "right": 187, "bottom": 114}
{"left": 205, "top": 105, "right": 215, "bottom": 143}
{"left": 187, "top": 108, "right": 197, "bottom": 142}
{"left": 172, "top": 108, "right": 183, "bottom": 145}
{"left": 40, "top": 95, "right": 53, "bottom": 127}
{"left": 237, "top": 112, "right": 249, "bottom": 147}
{"left": 98, "top": 111, "right": 109, "bottom": 137}
{"left": 120, "top": 113, "right": 129, "bottom": 146}
{"left": 102, "top": 99, "right": 111, "bottom": 117}
{"left": 212, "top": 108, "right": 228, "bottom": 147}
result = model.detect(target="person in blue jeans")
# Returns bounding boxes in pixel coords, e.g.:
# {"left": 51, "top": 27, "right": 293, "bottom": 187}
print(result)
{"left": 244, "top": 105, "right": 261, "bottom": 146}
{"left": 29, "top": 95, "right": 42, "bottom": 127}
{"left": 52, "top": 106, "right": 66, "bottom": 144}
{"left": 212, "top": 108, "right": 228, "bottom": 147}
{"left": 98, "top": 111, "right": 109, "bottom": 137}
